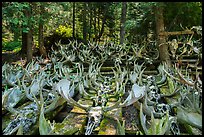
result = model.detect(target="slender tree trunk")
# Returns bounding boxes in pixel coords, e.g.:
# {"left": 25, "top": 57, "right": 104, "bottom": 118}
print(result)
{"left": 24, "top": 4, "right": 33, "bottom": 63}
{"left": 82, "top": 3, "right": 87, "bottom": 44}
{"left": 97, "top": 9, "right": 100, "bottom": 39}
{"left": 72, "top": 2, "right": 75, "bottom": 39}
{"left": 155, "top": 4, "right": 171, "bottom": 66}
{"left": 38, "top": 4, "right": 47, "bottom": 58}
{"left": 89, "top": 3, "right": 92, "bottom": 41}
{"left": 120, "top": 2, "right": 127, "bottom": 44}
{"left": 21, "top": 31, "right": 27, "bottom": 57}
{"left": 93, "top": 8, "right": 97, "bottom": 42}
{"left": 97, "top": 16, "right": 106, "bottom": 42}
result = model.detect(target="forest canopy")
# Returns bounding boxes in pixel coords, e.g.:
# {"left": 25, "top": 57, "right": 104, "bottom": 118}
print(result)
{"left": 2, "top": 2, "right": 202, "bottom": 64}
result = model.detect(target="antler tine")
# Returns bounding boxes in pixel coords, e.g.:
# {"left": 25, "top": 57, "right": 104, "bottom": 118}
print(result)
{"left": 55, "top": 79, "right": 90, "bottom": 111}
{"left": 78, "top": 81, "right": 93, "bottom": 98}
{"left": 22, "top": 74, "right": 33, "bottom": 101}
{"left": 103, "top": 98, "right": 122, "bottom": 112}
{"left": 174, "top": 64, "right": 195, "bottom": 86}
{"left": 59, "top": 85, "right": 90, "bottom": 112}
{"left": 4, "top": 68, "right": 16, "bottom": 87}
{"left": 138, "top": 66, "right": 146, "bottom": 86}
{"left": 162, "top": 64, "right": 180, "bottom": 82}
{"left": 156, "top": 64, "right": 167, "bottom": 85}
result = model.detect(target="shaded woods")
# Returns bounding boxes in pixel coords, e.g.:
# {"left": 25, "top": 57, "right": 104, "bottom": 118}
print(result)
{"left": 2, "top": 2, "right": 202, "bottom": 135}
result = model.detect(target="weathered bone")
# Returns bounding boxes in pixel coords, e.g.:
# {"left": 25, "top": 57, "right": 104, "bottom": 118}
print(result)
{"left": 56, "top": 79, "right": 90, "bottom": 111}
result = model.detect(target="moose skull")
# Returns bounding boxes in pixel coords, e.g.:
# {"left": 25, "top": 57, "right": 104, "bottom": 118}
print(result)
{"left": 88, "top": 106, "right": 103, "bottom": 127}
{"left": 85, "top": 106, "right": 103, "bottom": 135}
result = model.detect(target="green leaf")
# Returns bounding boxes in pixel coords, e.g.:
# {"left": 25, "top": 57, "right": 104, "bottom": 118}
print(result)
{"left": 22, "top": 27, "right": 29, "bottom": 33}
{"left": 13, "top": 18, "right": 19, "bottom": 25}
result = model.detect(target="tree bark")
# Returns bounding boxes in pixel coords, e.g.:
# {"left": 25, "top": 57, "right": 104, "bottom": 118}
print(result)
{"left": 21, "top": 31, "right": 27, "bottom": 57}
{"left": 120, "top": 2, "right": 127, "bottom": 45}
{"left": 155, "top": 4, "right": 171, "bottom": 66}
{"left": 38, "top": 4, "right": 47, "bottom": 58}
{"left": 24, "top": 4, "right": 33, "bottom": 63}
{"left": 97, "top": 5, "right": 108, "bottom": 42}
{"left": 82, "top": 3, "right": 87, "bottom": 44}
{"left": 72, "top": 2, "right": 75, "bottom": 39}
{"left": 93, "top": 8, "right": 97, "bottom": 42}
{"left": 89, "top": 3, "right": 92, "bottom": 41}
{"left": 97, "top": 15, "right": 106, "bottom": 42}
{"left": 97, "top": 8, "right": 100, "bottom": 40}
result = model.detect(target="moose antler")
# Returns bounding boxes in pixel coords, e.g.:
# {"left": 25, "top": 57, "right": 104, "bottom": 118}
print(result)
{"left": 55, "top": 79, "right": 91, "bottom": 111}
{"left": 162, "top": 63, "right": 200, "bottom": 88}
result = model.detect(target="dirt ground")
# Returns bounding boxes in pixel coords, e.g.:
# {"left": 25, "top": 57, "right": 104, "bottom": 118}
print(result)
{"left": 2, "top": 52, "right": 26, "bottom": 65}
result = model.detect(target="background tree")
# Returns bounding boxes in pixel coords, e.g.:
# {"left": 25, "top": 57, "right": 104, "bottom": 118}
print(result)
{"left": 2, "top": 2, "right": 202, "bottom": 65}
{"left": 38, "top": 3, "right": 47, "bottom": 58}
{"left": 120, "top": 2, "right": 127, "bottom": 44}
{"left": 72, "top": 2, "right": 75, "bottom": 39}
{"left": 24, "top": 2, "right": 33, "bottom": 63}
{"left": 154, "top": 3, "right": 171, "bottom": 66}
{"left": 82, "top": 3, "right": 88, "bottom": 44}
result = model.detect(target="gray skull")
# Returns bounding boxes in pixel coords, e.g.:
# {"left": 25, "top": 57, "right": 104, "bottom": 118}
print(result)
{"left": 88, "top": 106, "right": 103, "bottom": 126}
{"left": 155, "top": 103, "right": 170, "bottom": 114}
{"left": 148, "top": 85, "right": 160, "bottom": 102}
{"left": 85, "top": 106, "right": 103, "bottom": 135}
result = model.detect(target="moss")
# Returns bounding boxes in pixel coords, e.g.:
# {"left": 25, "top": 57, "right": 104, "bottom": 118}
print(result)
{"left": 183, "top": 124, "right": 202, "bottom": 135}
{"left": 2, "top": 101, "right": 33, "bottom": 130}
{"left": 45, "top": 102, "right": 66, "bottom": 120}
{"left": 98, "top": 101, "right": 123, "bottom": 135}
{"left": 53, "top": 122, "right": 79, "bottom": 135}
{"left": 160, "top": 87, "right": 180, "bottom": 104}
{"left": 98, "top": 118, "right": 117, "bottom": 135}
{"left": 53, "top": 112, "right": 87, "bottom": 135}
{"left": 52, "top": 98, "right": 92, "bottom": 135}
{"left": 105, "top": 102, "right": 122, "bottom": 120}
{"left": 2, "top": 113, "right": 16, "bottom": 130}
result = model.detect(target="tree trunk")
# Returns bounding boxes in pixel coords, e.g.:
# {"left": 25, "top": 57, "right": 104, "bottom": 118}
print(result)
{"left": 93, "top": 8, "right": 97, "bottom": 42}
{"left": 120, "top": 2, "right": 127, "bottom": 45}
{"left": 24, "top": 4, "right": 33, "bottom": 63}
{"left": 97, "top": 15, "right": 106, "bottom": 42}
{"left": 97, "top": 8, "right": 100, "bottom": 40}
{"left": 27, "top": 29, "right": 33, "bottom": 63}
{"left": 82, "top": 3, "right": 87, "bottom": 44}
{"left": 72, "top": 2, "right": 75, "bottom": 39}
{"left": 155, "top": 4, "right": 171, "bottom": 66}
{"left": 89, "top": 3, "right": 92, "bottom": 41}
{"left": 21, "top": 31, "right": 27, "bottom": 57}
{"left": 38, "top": 3, "right": 47, "bottom": 58}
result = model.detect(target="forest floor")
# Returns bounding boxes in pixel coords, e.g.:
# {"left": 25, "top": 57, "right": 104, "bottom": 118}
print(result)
{"left": 2, "top": 51, "right": 26, "bottom": 65}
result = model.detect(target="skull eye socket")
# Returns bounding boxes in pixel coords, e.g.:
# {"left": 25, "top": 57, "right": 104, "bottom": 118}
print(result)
{"left": 152, "top": 88, "right": 157, "bottom": 93}
{"left": 151, "top": 77, "right": 155, "bottom": 81}
{"left": 90, "top": 116, "right": 95, "bottom": 121}
{"left": 162, "top": 105, "right": 167, "bottom": 111}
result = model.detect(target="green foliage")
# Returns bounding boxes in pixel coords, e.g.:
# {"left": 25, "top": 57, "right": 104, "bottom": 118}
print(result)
{"left": 2, "top": 2, "right": 202, "bottom": 51}
{"left": 164, "top": 2, "right": 202, "bottom": 31}
{"left": 2, "top": 41, "right": 22, "bottom": 51}
{"left": 2, "top": 2, "right": 30, "bottom": 33}
{"left": 56, "top": 25, "right": 73, "bottom": 38}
